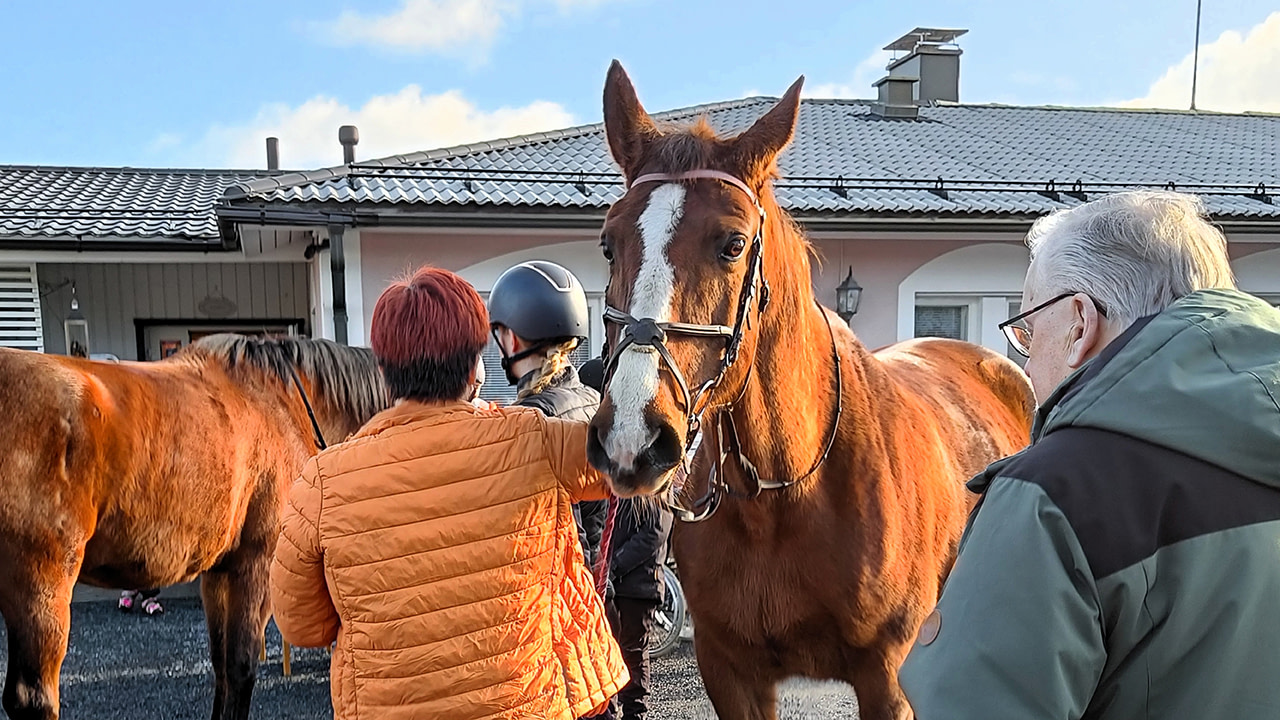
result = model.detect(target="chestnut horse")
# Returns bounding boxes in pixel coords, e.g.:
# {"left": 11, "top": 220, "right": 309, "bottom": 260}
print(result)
{"left": 586, "top": 63, "right": 1036, "bottom": 720}
{"left": 0, "top": 335, "right": 387, "bottom": 720}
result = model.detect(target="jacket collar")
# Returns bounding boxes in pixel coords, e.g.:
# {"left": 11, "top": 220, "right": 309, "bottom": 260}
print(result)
{"left": 355, "top": 399, "right": 479, "bottom": 439}
{"left": 516, "top": 365, "right": 582, "bottom": 397}
{"left": 967, "top": 313, "right": 1156, "bottom": 495}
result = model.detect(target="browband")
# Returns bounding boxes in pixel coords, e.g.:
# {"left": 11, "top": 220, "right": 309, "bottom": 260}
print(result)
{"left": 628, "top": 170, "right": 760, "bottom": 207}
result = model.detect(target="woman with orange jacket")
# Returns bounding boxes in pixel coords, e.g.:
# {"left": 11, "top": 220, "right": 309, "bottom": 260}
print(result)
{"left": 269, "top": 266, "right": 627, "bottom": 719}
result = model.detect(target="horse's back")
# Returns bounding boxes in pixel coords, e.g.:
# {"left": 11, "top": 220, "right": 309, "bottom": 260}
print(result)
{"left": 875, "top": 337, "right": 1035, "bottom": 466}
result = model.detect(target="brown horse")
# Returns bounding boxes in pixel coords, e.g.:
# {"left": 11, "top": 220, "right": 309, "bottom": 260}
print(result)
{"left": 0, "top": 335, "right": 387, "bottom": 720}
{"left": 586, "top": 63, "right": 1036, "bottom": 720}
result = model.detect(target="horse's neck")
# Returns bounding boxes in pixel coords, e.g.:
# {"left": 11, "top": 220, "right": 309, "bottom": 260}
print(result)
{"left": 723, "top": 270, "right": 850, "bottom": 487}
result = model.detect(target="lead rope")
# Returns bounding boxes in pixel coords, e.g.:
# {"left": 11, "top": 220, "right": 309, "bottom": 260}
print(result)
{"left": 592, "top": 495, "right": 618, "bottom": 597}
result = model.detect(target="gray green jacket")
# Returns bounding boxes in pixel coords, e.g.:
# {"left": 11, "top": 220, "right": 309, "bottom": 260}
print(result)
{"left": 900, "top": 289, "right": 1280, "bottom": 720}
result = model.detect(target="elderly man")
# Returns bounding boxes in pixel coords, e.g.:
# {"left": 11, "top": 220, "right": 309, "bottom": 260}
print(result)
{"left": 899, "top": 191, "right": 1280, "bottom": 719}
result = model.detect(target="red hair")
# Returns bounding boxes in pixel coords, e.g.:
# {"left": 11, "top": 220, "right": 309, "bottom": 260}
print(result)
{"left": 371, "top": 266, "right": 488, "bottom": 368}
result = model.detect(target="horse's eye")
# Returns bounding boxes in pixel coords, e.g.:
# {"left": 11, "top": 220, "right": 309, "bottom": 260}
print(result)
{"left": 600, "top": 236, "right": 615, "bottom": 264}
{"left": 721, "top": 233, "right": 748, "bottom": 261}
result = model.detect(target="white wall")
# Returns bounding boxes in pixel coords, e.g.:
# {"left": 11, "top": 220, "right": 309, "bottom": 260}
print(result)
{"left": 897, "top": 243, "right": 1030, "bottom": 351}
{"left": 1233, "top": 248, "right": 1280, "bottom": 297}
{"left": 456, "top": 240, "right": 610, "bottom": 294}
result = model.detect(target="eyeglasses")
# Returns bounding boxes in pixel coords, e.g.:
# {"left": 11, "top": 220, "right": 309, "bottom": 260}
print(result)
{"left": 1000, "top": 292, "right": 1108, "bottom": 358}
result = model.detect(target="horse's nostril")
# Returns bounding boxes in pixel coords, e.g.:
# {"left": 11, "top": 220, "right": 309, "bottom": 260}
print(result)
{"left": 642, "top": 422, "right": 683, "bottom": 475}
{"left": 587, "top": 422, "right": 612, "bottom": 475}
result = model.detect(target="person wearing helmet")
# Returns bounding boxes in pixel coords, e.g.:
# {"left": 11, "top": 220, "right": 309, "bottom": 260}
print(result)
{"left": 489, "top": 261, "right": 611, "bottom": 580}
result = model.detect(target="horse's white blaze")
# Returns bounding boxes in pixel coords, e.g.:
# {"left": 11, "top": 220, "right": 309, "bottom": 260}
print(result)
{"left": 606, "top": 184, "right": 686, "bottom": 470}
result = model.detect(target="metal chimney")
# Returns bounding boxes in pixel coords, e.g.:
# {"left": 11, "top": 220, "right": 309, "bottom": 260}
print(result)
{"left": 873, "top": 27, "right": 967, "bottom": 115}
{"left": 339, "top": 125, "right": 359, "bottom": 165}
{"left": 265, "top": 137, "right": 280, "bottom": 170}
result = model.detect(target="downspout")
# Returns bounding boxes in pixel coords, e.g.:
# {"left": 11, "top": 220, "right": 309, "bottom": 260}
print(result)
{"left": 328, "top": 224, "right": 348, "bottom": 345}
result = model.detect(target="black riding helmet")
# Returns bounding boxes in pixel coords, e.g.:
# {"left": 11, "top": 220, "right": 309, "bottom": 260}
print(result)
{"left": 488, "top": 260, "right": 589, "bottom": 385}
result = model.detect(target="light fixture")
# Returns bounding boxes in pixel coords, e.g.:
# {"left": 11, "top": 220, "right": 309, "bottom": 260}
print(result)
{"left": 303, "top": 238, "right": 330, "bottom": 260}
{"left": 64, "top": 283, "right": 90, "bottom": 358}
{"left": 835, "top": 267, "right": 863, "bottom": 321}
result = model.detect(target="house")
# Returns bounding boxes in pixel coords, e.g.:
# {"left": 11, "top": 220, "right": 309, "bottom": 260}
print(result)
{"left": 0, "top": 165, "right": 328, "bottom": 361}
{"left": 6, "top": 29, "right": 1279, "bottom": 404}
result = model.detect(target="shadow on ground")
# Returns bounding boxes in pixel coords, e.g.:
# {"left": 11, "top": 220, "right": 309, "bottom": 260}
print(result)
{"left": 0, "top": 598, "right": 329, "bottom": 720}
{"left": 1, "top": 597, "right": 858, "bottom": 719}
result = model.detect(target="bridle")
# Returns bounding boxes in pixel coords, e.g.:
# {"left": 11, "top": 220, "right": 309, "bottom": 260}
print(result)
{"left": 602, "top": 169, "right": 843, "bottom": 523}
{"left": 287, "top": 366, "right": 329, "bottom": 451}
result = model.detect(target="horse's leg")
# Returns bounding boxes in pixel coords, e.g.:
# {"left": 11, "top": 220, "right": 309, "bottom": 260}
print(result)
{"left": 0, "top": 558, "right": 79, "bottom": 720}
{"left": 217, "top": 484, "right": 280, "bottom": 720}
{"left": 202, "top": 557, "right": 271, "bottom": 720}
{"left": 694, "top": 632, "right": 779, "bottom": 720}
{"left": 847, "top": 644, "right": 912, "bottom": 720}
{"left": 201, "top": 571, "right": 232, "bottom": 720}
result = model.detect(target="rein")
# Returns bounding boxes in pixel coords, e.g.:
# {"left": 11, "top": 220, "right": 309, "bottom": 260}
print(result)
{"left": 287, "top": 366, "right": 328, "bottom": 451}
{"left": 603, "top": 169, "right": 843, "bottom": 523}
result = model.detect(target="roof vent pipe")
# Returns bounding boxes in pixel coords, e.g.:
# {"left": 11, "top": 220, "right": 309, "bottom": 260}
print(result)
{"left": 339, "top": 125, "right": 359, "bottom": 165}
{"left": 265, "top": 137, "right": 280, "bottom": 170}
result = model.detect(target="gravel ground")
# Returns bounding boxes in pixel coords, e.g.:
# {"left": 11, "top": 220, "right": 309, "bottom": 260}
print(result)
{"left": 0, "top": 598, "right": 859, "bottom": 719}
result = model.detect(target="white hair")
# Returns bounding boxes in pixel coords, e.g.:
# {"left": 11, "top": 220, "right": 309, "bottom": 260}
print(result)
{"left": 1026, "top": 190, "right": 1236, "bottom": 325}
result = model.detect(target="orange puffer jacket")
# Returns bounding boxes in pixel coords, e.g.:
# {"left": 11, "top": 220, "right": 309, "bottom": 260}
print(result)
{"left": 270, "top": 400, "right": 628, "bottom": 719}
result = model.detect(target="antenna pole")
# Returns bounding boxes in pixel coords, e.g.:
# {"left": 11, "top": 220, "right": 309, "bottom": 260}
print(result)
{"left": 1190, "top": 0, "right": 1203, "bottom": 110}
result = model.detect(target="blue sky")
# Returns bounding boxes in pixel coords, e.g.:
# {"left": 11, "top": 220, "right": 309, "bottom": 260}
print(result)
{"left": 1, "top": 0, "right": 1276, "bottom": 169}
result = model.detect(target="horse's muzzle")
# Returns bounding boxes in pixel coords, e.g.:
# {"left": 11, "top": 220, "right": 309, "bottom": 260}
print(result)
{"left": 587, "top": 415, "right": 683, "bottom": 498}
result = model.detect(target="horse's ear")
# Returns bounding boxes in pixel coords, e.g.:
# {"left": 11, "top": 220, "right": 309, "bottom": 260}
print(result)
{"left": 732, "top": 76, "right": 804, "bottom": 183}
{"left": 603, "top": 60, "right": 660, "bottom": 178}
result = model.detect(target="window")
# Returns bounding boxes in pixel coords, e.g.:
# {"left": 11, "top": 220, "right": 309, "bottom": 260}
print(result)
{"left": 914, "top": 305, "right": 969, "bottom": 341}
{"left": 1005, "top": 298, "right": 1028, "bottom": 368}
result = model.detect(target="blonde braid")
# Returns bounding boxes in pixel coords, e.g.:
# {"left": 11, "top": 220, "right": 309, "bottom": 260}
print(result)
{"left": 516, "top": 338, "right": 581, "bottom": 400}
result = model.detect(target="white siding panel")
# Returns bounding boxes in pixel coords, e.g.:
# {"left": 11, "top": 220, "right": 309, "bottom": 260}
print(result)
{"left": 0, "top": 264, "right": 43, "bottom": 352}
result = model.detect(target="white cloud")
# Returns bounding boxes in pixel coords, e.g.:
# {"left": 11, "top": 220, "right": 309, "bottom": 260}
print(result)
{"left": 146, "top": 132, "right": 183, "bottom": 154}
{"left": 319, "top": 0, "right": 511, "bottom": 58}
{"left": 808, "top": 50, "right": 894, "bottom": 99}
{"left": 316, "top": 0, "right": 609, "bottom": 58}
{"left": 190, "top": 85, "right": 575, "bottom": 169}
{"left": 1123, "top": 11, "right": 1280, "bottom": 113}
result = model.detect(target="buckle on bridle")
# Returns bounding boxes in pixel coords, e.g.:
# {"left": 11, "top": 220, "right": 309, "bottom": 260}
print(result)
{"left": 626, "top": 317, "right": 666, "bottom": 347}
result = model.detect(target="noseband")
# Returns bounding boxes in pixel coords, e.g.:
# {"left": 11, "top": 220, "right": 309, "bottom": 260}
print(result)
{"left": 603, "top": 170, "right": 843, "bottom": 522}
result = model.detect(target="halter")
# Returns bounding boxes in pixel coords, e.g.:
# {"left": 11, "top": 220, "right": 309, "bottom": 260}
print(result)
{"left": 602, "top": 170, "right": 843, "bottom": 523}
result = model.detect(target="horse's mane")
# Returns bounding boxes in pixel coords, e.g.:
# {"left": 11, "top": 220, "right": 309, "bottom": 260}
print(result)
{"left": 185, "top": 334, "right": 388, "bottom": 423}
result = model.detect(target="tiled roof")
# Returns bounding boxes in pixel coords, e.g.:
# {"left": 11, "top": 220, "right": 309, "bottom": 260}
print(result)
{"left": 225, "top": 99, "right": 1280, "bottom": 221}
{"left": 0, "top": 166, "right": 267, "bottom": 244}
